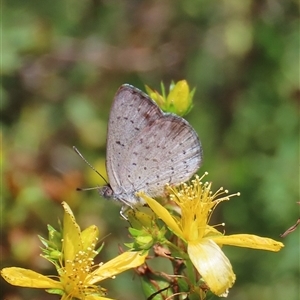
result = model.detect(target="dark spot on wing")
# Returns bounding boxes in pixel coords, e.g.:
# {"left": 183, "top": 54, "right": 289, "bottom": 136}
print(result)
{"left": 116, "top": 141, "right": 125, "bottom": 147}
{"left": 143, "top": 111, "right": 152, "bottom": 120}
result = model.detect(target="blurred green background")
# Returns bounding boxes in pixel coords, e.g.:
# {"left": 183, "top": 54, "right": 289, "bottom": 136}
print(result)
{"left": 1, "top": 1, "right": 299, "bottom": 299}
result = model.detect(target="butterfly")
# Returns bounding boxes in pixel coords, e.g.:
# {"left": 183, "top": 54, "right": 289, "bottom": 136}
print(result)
{"left": 97, "top": 84, "right": 203, "bottom": 207}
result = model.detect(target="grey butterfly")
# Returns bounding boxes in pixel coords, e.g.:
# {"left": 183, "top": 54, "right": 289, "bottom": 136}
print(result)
{"left": 98, "top": 84, "right": 203, "bottom": 207}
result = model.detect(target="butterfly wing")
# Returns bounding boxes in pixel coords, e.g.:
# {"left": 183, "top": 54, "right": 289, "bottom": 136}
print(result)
{"left": 106, "top": 84, "right": 163, "bottom": 195}
{"left": 119, "top": 114, "right": 202, "bottom": 197}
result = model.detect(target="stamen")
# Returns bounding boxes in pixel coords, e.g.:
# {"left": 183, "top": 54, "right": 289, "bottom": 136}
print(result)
{"left": 212, "top": 222, "right": 226, "bottom": 228}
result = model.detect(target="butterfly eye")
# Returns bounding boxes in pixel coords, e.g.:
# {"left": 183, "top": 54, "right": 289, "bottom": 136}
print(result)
{"left": 98, "top": 185, "right": 114, "bottom": 199}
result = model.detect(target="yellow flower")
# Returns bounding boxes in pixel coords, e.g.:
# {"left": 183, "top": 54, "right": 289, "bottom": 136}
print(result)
{"left": 145, "top": 80, "right": 195, "bottom": 116}
{"left": 1, "top": 202, "right": 147, "bottom": 300}
{"left": 137, "top": 173, "right": 284, "bottom": 297}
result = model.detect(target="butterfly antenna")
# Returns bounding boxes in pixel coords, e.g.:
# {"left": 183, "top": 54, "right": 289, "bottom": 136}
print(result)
{"left": 75, "top": 186, "right": 100, "bottom": 192}
{"left": 73, "top": 146, "right": 108, "bottom": 185}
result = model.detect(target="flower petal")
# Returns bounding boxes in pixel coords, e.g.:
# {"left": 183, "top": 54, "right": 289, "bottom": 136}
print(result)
{"left": 188, "top": 240, "right": 236, "bottom": 297}
{"left": 81, "top": 225, "right": 99, "bottom": 251}
{"left": 1, "top": 267, "right": 62, "bottom": 289}
{"left": 62, "top": 201, "right": 82, "bottom": 261}
{"left": 137, "top": 192, "right": 183, "bottom": 238}
{"left": 212, "top": 234, "right": 284, "bottom": 252}
{"left": 167, "top": 80, "right": 191, "bottom": 115}
{"left": 90, "top": 251, "right": 147, "bottom": 284}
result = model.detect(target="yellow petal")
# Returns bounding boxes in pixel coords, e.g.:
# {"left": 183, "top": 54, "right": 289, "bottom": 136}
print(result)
{"left": 204, "top": 225, "right": 223, "bottom": 237}
{"left": 137, "top": 192, "right": 183, "bottom": 238}
{"left": 62, "top": 201, "right": 82, "bottom": 261}
{"left": 167, "top": 80, "right": 190, "bottom": 114}
{"left": 1, "top": 267, "right": 62, "bottom": 289}
{"left": 188, "top": 240, "right": 236, "bottom": 297}
{"left": 90, "top": 251, "right": 147, "bottom": 284}
{"left": 212, "top": 234, "right": 284, "bottom": 252}
{"left": 81, "top": 225, "right": 99, "bottom": 251}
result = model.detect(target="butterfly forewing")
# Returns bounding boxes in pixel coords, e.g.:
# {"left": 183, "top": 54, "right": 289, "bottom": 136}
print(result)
{"left": 106, "top": 85, "right": 162, "bottom": 194}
